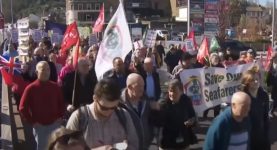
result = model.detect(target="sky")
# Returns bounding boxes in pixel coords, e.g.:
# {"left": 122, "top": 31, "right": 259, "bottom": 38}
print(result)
{"left": 259, "top": 0, "right": 269, "bottom": 6}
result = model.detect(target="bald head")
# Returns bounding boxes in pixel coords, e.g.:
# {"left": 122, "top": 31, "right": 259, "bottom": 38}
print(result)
{"left": 36, "top": 61, "right": 50, "bottom": 81}
{"left": 34, "top": 47, "right": 43, "bottom": 57}
{"left": 144, "top": 57, "right": 152, "bottom": 64}
{"left": 126, "top": 73, "right": 145, "bottom": 101}
{"left": 231, "top": 91, "right": 251, "bottom": 105}
{"left": 127, "top": 73, "right": 144, "bottom": 87}
{"left": 231, "top": 91, "right": 251, "bottom": 122}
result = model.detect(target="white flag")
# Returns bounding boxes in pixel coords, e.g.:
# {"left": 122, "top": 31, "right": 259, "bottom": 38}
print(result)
{"left": 95, "top": 1, "right": 132, "bottom": 80}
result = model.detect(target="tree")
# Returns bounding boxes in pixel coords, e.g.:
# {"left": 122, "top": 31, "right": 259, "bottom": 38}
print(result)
{"left": 218, "top": 0, "right": 250, "bottom": 42}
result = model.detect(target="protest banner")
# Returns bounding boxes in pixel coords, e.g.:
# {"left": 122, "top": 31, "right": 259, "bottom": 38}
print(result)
{"left": 179, "top": 62, "right": 263, "bottom": 116}
{"left": 17, "top": 18, "right": 29, "bottom": 56}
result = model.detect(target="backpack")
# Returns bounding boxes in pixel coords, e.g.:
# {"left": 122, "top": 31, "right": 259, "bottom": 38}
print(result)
{"left": 77, "top": 105, "right": 127, "bottom": 134}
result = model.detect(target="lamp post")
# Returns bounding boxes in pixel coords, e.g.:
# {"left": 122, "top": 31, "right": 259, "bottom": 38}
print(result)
{"left": 273, "top": 0, "right": 275, "bottom": 47}
{"left": 11, "top": 0, "right": 13, "bottom": 25}
{"left": 187, "top": 0, "right": 190, "bottom": 36}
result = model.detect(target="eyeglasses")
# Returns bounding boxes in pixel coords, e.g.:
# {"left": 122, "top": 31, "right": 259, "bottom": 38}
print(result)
{"left": 96, "top": 100, "right": 118, "bottom": 111}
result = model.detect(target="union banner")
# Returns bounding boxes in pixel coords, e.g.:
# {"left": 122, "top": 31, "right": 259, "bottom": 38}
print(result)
{"left": 180, "top": 61, "right": 264, "bottom": 116}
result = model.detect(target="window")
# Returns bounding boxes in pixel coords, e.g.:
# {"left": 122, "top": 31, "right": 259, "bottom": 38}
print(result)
{"left": 87, "top": 4, "right": 92, "bottom": 10}
{"left": 86, "top": 14, "right": 92, "bottom": 21}
{"left": 95, "top": 3, "right": 100, "bottom": 10}
{"left": 74, "top": 4, "right": 78, "bottom": 10}
{"left": 78, "top": 4, "right": 83, "bottom": 10}
{"left": 71, "top": 4, "right": 74, "bottom": 10}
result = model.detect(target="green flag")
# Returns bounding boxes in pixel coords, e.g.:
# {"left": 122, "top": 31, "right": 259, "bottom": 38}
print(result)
{"left": 209, "top": 36, "right": 220, "bottom": 53}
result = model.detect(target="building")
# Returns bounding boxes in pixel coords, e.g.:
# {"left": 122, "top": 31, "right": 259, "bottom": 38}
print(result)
{"left": 65, "top": 0, "right": 115, "bottom": 25}
{"left": 65, "top": 0, "right": 171, "bottom": 25}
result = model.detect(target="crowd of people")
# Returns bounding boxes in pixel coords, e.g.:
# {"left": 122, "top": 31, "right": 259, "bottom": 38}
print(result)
{"left": 4, "top": 36, "right": 276, "bottom": 150}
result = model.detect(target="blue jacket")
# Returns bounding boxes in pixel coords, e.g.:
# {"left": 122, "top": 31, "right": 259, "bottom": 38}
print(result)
{"left": 203, "top": 107, "right": 250, "bottom": 150}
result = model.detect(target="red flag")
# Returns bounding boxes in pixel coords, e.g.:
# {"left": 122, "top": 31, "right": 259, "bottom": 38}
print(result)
{"left": 1, "top": 68, "right": 13, "bottom": 86}
{"left": 60, "top": 22, "right": 79, "bottom": 55}
{"left": 8, "top": 57, "right": 15, "bottom": 75}
{"left": 12, "top": 75, "right": 30, "bottom": 95}
{"left": 93, "top": 4, "right": 105, "bottom": 33}
{"left": 197, "top": 37, "right": 209, "bottom": 64}
{"left": 188, "top": 30, "right": 197, "bottom": 50}
{"left": 73, "top": 39, "right": 80, "bottom": 69}
{"left": 265, "top": 46, "right": 273, "bottom": 71}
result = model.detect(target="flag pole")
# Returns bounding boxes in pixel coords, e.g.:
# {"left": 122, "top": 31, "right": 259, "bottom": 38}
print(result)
{"left": 71, "top": 67, "right": 78, "bottom": 107}
{"left": 71, "top": 38, "right": 80, "bottom": 108}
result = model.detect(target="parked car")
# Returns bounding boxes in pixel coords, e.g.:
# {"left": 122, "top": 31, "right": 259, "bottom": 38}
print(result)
{"left": 171, "top": 31, "right": 182, "bottom": 41}
{"left": 156, "top": 30, "right": 169, "bottom": 38}
{"left": 221, "top": 39, "right": 252, "bottom": 60}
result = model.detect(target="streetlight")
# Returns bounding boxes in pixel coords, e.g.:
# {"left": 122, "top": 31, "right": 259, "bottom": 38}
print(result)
{"left": 273, "top": 0, "right": 275, "bottom": 47}
{"left": 10, "top": 0, "right": 13, "bottom": 25}
{"left": 187, "top": 0, "right": 190, "bottom": 36}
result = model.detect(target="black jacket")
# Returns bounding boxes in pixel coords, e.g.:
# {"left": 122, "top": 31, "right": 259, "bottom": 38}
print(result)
{"left": 103, "top": 69, "right": 129, "bottom": 90}
{"left": 164, "top": 50, "right": 183, "bottom": 73}
{"left": 141, "top": 71, "right": 161, "bottom": 101}
{"left": 155, "top": 94, "right": 197, "bottom": 149}
{"left": 267, "top": 65, "right": 277, "bottom": 100}
{"left": 245, "top": 88, "right": 270, "bottom": 150}
{"left": 62, "top": 70, "right": 97, "bottom": 108}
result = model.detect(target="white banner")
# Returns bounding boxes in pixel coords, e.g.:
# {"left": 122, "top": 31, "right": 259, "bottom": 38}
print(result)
{"left": 17, "top": 18, "right": 29, "bottom": 29}
{"left": 180, "top": 62, "right": 263, "bottom": 116}
{"left": 95, "top": 2, "right": 133, "bottom": 80}
{"left": 18, "top": 28, "right": 29, "bottom": 37}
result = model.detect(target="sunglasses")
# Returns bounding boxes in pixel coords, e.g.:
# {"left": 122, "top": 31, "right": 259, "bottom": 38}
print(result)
{"left": 96, "top": 100, "right": 118, "bottom": 111}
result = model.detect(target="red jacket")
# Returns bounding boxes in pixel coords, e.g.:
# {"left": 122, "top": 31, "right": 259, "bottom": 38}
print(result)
{"left": 19, "top": 80, "right": 65, "bottom": 125}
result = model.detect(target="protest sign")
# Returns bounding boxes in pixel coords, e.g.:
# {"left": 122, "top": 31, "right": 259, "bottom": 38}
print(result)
{"left": 89, "top": 34, "right": 98, "bottom": 46}
{"left": 133, "top": 40, "right": 144, "bottom": 50}
{"left": 31, "top": 29, "right": 42, "bottom": 42}
{"left": 180, "top": 62, "right": 262, "bottom": 116}
{"left": 144, "top": 30, "right": 157, "bottom": 48}
{"left": 184, "top": 38, "right": 195, "bottom": 51}
{"left": 11, "top": 29, "right": 18, "bottom": 43}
